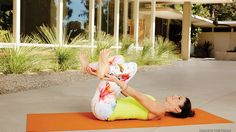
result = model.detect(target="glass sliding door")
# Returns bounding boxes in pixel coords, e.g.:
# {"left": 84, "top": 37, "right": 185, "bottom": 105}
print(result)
{"left": 21, "top": 0, "right": 57, "bottom": 36}
{"left": 101, "top": 0, "right": 114, "bottom": 35}
{"left": 63, "top": 0, "right": 89, "bottom": 40}
{"left": 0, "top": 0, "right": 13, "bottom": 31}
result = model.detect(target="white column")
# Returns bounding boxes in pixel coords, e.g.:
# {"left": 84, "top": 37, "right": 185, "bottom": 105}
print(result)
{"left": 89, "top": 0, "right": 95, "bottom": 54}
{"left": 166, "top": 19, "right": 170, "bottom": 38}
{"left": 97, "top": 0, "right": 102, "bottom": 33}
{"left": 134, "top": 0, "right": 139, "bottom": 50}
{"left": 181, "top": 2, "right": 191, "bottom": 61}
{"left": 114, "top": 0, "right": 120, "bottom": 53}
{"left": 123, "top": 0, "right": 128, "bottom": 36}
{"left": 150, "top": 0, "right": 156, "bottom": 54}
{"left": 13, "top": 0, "right": 21, "bottom": 46}
{"left": 57, "top": 0, "right": 63, "bottom": 47}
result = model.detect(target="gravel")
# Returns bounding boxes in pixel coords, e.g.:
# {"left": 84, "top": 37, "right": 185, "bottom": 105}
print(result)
{"left": 0, "top": 65, "right": 164, "bottom": 95}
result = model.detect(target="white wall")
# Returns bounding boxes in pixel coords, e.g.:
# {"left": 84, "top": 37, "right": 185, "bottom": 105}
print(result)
{"left": 199, "top": 32, "right": 236, "bottom": 57}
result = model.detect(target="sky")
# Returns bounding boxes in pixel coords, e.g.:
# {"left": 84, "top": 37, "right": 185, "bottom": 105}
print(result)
{"left": 63, "top": 0, "right": 88, "bottom": 29}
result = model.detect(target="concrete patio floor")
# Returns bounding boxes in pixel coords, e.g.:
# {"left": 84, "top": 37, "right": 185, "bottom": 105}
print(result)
{"left": 0, "top": 59, "right": 235, "bottom": 132}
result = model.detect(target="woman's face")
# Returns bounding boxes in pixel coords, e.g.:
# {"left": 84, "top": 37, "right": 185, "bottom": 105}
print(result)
{"left": 166, "top": 95, "right": 186, "bottom": 112}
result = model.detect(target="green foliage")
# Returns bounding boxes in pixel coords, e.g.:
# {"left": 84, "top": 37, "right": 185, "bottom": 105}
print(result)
{"left": 140, "top": 38, "right": 152, "bottom": 58}
{"left": 136, "top": 38, "right": 152, "bottom": 65}
{"left": 32, "top": 25, "right": 59, "bottom": 44}
{"left": 134, "top": 36, "right": 179, "bottom": 66}
{"left": 174, "top": 4, "right": 210, "bottom": 18}
{"left": 174, "top": 4, "right": 182, "bottom": 12}
{"left": 0, "top": 30, "right": 8, "bottom": 42}
{"left": 120, "top": 35, "right": 133, "bottom": 55}
{"left": 227, "top": 47, "right": 236, "bottom": 52}
{"left": 174, "top": 3, "right": 236, "bottom": 21}
{"left": 0, "top": 26, "right": 180, "bottom": 74}
{"left": 207, "top": 3, "right": 236, "bottom": 21}
{"left": 195, "top": 41, "right": 213, "bottom": 58}
{"left": 155, "top": 36, "right": 177, "bottom": 58}
{"left": 92, "top": 32, "right": 114, "bottom": 60}
{"left": 0, "top": 6, "right": 12, "bottom": 30}
{"left": 54, "top": 47, "right": 78, "bottom": 71}
{"left": 32, "top": 25, "right": 84, "bottom": 71}
{"left": 0, "top": 47, "right": 43, "bottom": 74}
{"left": 0, "top": 32, "right": 48, "bottom": 74}
{"left": 191, "top": 26, "right": 202, "bottom": 46}
{"left": 192, "top": 4, "right": 210, "bottom": 18}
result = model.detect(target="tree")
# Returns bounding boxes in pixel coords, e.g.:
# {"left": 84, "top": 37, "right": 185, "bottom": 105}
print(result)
{"left": 205, "top": 3, "right": 236, "bottom": 21}
{"left": 64, "top": 0, "right": 73, "bottom": 20}
{"left": 0, "top": 1, "right": 13, "bottom": 30}
{"left": 174, "top": 4, "right": 210, "bottom": 18}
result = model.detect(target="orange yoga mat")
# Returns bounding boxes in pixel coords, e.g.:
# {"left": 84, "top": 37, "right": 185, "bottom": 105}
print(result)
{"left": 27, "top": 108, "right": 233, "bottom": 131}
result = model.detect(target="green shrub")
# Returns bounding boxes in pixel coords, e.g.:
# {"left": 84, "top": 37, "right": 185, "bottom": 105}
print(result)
{"left": 32, "top": 25, "right": 84, "bottom": 71}
{"left": 54, "top": 47, "right": 78, "bottom": 71}
{"left": 136, "top": 38, "right": 153, "bottom": 65}
{"left": 0, "top": 47, "right": 43, "bottom": 74}
{"left": 0, "top": 32, "right": 45, "bottom": 74}
{"left": 154, "top": 36, "right": 180, "bottom": 64}
{"left": 0, "top": 30, "right": 8, "bottom": 42}
{"left": 195, "top": 41, "right": 213, "bottom": 58}
{"left": 155, "top": 36, "right": 177, "bottom": 58}
{"left": 120, "top": 35, "right": 133, "bottom": 55}
{"left": 92, "top": 32, "right": 114, "bottom": 61}
{"left": 134, "top": 36, "right": 179, "bottom": 66}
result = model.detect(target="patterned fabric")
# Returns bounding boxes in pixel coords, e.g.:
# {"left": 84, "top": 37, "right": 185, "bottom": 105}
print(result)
{"left": 90, "top": 55, "right": 137, "bottom": 120}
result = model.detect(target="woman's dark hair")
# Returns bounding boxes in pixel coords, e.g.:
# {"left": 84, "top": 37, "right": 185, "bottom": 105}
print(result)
{"left": 170, "top": 97, "right": 195, "bottom": 118}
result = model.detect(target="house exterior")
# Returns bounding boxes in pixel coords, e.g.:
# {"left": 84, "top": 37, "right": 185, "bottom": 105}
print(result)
{"left": 0, "top": 0, "right": 234, "bottom": 60}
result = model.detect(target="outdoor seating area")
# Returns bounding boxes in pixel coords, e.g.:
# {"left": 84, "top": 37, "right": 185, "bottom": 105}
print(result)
{"left": 0, "top": 0, "right": 236, "bottom": 132}
{"left": 1, "top": 59, "right": 236, "bottom": 131}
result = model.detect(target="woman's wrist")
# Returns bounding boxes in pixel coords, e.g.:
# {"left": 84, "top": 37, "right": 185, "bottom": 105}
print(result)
{"left": 116, "top": 80, "right": 128, "bottom": 91}
{"left": 116, "top": 79, "right": 124, "bottom": 87}
{"left": 121, "top": 83, "right": 128, "bottom": 91}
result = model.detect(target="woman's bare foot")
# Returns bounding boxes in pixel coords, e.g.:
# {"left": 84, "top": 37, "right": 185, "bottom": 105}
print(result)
{"left": 97, "top": 49, "right": 110, "bottom": 79}
{"left": 79, "top": 51, "right": 89, "bottom": 73}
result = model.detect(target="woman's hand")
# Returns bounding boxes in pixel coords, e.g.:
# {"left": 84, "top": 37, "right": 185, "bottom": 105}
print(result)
{"left": 103, "top": 73, "right": 120, "bottom": 84}
{"left": 86, "top": 66, "right": 97, "bottom": 76}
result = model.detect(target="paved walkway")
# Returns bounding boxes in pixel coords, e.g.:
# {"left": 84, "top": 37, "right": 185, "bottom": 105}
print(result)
{"left": 0, "top": 59, "right": 236, "bottom": 132}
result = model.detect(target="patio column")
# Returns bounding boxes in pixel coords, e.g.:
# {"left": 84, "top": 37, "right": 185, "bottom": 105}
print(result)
{"left": 166, "top": 19, "right": 170, "bottom": 38}
{"left": 13, "top": 0, "right": 21, "bottom": 46}
{"left": 181, "top": 2, "right": 191, "bottom": 60}
{"left": 89, "top": 0, "right": 95, "bottom": 54}
{"left": 57, "top": 0, "right": 63, "bottom": 47}
{"left": 123, "top": 0, "right": 128, "bottom": 36}
{"left": 114, "top": 0, "right": 120, "bottom": 53}
{"left": 97, "top": 0, "right": 102, "bottom": 33}
{"left": 134, "top": 0, "right": 139, "bottom": 50}
{"left": 150, "top": 0, "right": 156, "bottom": 54}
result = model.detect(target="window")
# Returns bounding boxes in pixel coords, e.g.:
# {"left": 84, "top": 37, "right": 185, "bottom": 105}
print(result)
{"left": 214, "top": 27, "right": 231, "bottom": 32}
{"left": 201, "top": 28, "right": 212, "bottom": 32}
{"left": 0, "top": 0, "right": 13, "bottom": 31}
{"left": 64, "top": 0, "right": 89, "bottom": 39}
{"left": 21, "top": 0, "right": 57, "bottom": 36}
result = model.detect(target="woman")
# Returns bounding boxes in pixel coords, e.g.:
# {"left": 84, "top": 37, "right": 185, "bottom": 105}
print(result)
{"left": 79, "top": 49, "right": 195, "bottom": 121}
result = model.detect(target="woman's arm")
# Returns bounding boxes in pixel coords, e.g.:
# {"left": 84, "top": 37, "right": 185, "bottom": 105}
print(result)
{"left": 121, "top": 91, "right": 129, "bottom": 97}
{"left": 86, "top": 67, "right": 130, "bottom": 97}
{"left": 104, "top": 74, "right": 165, "bottom": 118}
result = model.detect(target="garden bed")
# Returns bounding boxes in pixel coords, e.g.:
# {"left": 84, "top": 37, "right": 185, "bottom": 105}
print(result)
{"left": 0, "top": 65, "right": 165, "bottom": 95}
{"left": 0, "top": 70, "right": 93, "bottom": 95}
{"left": 215, "top": 51, "right": 236, "bottom": 60}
